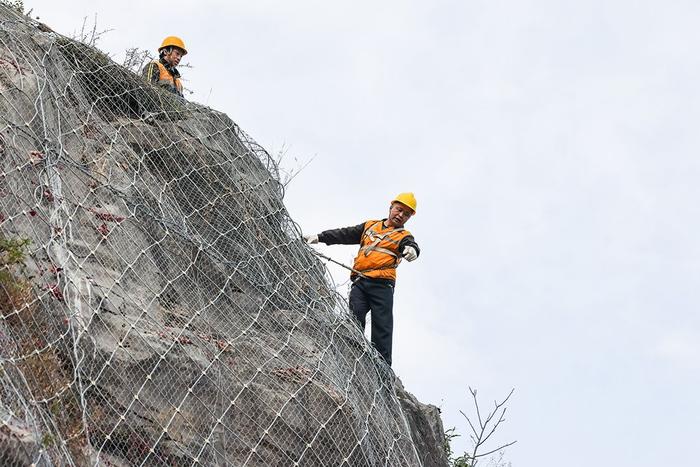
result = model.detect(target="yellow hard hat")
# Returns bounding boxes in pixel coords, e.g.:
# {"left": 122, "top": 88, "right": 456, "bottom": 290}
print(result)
{"left": 159, "top": 36, "right": 187, "bottom": 55}
{"left": 391, "top": 192, "right": 417, "bottom": 214}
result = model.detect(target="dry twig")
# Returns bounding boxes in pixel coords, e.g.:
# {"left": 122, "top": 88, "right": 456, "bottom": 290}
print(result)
{"left": 458, "top": 387, "right": 517, "bottom": 466}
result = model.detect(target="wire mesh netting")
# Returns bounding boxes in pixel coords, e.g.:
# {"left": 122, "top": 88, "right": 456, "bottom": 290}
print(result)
{"left": 0, "top": 6, "right": 430, "bottom": 466}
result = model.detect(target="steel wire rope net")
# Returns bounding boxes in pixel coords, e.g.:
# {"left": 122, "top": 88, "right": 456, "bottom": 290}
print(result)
{"left": 0, "top": 6, "right": 424, "bottom": 467}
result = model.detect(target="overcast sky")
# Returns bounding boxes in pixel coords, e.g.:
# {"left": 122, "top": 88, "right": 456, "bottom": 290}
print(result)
{"left": 28, "top": 1, "right": 700, "bottom": 465}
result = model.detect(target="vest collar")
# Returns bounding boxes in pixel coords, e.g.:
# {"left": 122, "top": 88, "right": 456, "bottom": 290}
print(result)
{"left": 381, "top": 218, "right": 404, "bottom": 230}
{"left": 159, "top": 57, "right": 180, "bottom": 78}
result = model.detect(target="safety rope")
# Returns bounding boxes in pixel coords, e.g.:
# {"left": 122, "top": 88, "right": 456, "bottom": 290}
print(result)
{"left": 310, "top": 249, "right": 404, "bottom": 279}
{"left": 311, "top": 250, "right": 369, "bottom": 279}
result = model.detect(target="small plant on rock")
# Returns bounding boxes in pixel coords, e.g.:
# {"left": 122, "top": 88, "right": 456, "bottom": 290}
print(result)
{"left": 0, "top": 235, "right": 31, "bottom": 321}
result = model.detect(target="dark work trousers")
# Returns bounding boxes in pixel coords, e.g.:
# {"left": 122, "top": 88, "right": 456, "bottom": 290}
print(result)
{"left": 349, "top": 278, "right": 395, "bottom": 366}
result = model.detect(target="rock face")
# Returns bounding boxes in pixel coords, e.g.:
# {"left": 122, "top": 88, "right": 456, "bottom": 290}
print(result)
{"left": 0, "top": 408, "right": 40, "bottom": 467}
{"left": 395, "top": 381, "right": 450, "bottom": 467}
{"left": 0, "top": 5, "right": 449, "bottom": 466}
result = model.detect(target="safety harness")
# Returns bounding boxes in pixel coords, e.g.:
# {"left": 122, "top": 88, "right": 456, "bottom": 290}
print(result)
{"left": 147, "top": 59, "right": 183, "bottom": 96}
{"left": 356, "top": 221, "right": 406, "bottom": 274}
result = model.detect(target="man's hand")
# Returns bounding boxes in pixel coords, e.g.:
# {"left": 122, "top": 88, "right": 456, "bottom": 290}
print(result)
{"left": 303, "top": 234, "right": 319, "bottom": 245}
{"left": 402, "top": 245, "right": 417, "bottom": 262}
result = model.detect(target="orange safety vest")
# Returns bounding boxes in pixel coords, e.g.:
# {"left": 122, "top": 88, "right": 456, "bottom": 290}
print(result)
{"left": 352, "top": 220, "right": 412, "bottom": 281}
{"left": 146, "top": 60, "right": 183, "bottom": 96}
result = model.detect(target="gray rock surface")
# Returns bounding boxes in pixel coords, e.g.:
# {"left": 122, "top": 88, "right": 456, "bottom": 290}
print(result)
{"left": 0, "top": 5, "right": 449, "bottom": 466}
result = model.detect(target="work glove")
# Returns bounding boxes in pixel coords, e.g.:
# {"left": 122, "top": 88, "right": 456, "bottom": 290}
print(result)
{"left": 402, "top": 245, "right": 417, "bottom": 262}
{"left": 303, "top": 234, "right": 319, "bottom": 245}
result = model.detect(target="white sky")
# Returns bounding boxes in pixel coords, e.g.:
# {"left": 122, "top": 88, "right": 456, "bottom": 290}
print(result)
{"left": 27, "top": 1, "right": 700, "bottom": 465}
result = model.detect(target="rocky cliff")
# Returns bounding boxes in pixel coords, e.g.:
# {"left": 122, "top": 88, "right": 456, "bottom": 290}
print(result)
{"left": 0, "top": 5, "right": 449, "bottom": 466}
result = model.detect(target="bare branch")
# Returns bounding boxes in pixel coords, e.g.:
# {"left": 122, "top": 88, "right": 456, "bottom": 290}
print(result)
{"left": 480, "top": 408, "right": 506, "bottom": 445}
{"left": 471, "top": 386, "right": 484, "bottom": 429}
{"left": 460, "top": 408, "right": 479, "bottom": 439}
{"left": 122, "top": 47, "right": 155, "bottom": 74}
{"left": 269, "top": 144, "right": 315, "bottom": 188}
{"left": 71, "top": 14, "right": 113, "bottom": 48}
{"left": 448, "top": 387, "right": 517, "bottom": 467}
{"left": 473, "top": 439, "right": 518, "bottom": 459}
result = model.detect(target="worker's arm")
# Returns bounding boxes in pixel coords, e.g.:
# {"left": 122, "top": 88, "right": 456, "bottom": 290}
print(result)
{"left": 399, "top": 235, "right": 420, "bottom": 260}
{"left": 141, "top": 61, "right": 159, "bottom": 84}
{"left": 317, "top": 222, "right": 365, "bottom": 245}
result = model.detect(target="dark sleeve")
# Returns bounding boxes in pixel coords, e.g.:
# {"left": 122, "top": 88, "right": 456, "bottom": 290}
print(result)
{"left": 141, "top": 61, "right": 159, "bottom": 84}
{"left": 399, "top": 235, "right": 420, "bottom": 257}
{"left": 318, "top": 222, "right": 365, "bottom": 245}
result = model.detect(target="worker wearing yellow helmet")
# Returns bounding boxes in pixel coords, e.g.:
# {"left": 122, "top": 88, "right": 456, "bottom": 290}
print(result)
{"left": 304, "top": 192, "right": 420, "bottom": 366}
{"left": 141, "top": 36, "right": 187, "bottom": 97}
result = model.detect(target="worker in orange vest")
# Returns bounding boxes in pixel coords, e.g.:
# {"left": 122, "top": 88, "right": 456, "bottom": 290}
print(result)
{"left": 305, "top": 193, "right": 420, "bottom": 366}
{"left": 142, "top": 36, "right": 187, "bottom": 97}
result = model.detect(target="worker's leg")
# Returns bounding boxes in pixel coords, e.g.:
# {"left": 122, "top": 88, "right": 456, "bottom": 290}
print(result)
{"left": 348, "top": 281, "right": 370, "bottom": 332}
{"left": 367, "top": 281, "right": 395, "bottom": 366}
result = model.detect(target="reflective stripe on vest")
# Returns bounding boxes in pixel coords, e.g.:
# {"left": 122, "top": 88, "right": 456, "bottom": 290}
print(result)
{"left": 359, "top": 223, "right": 405, "bottom": 258}
{"left": 352, "top": 220, "right": 411, "bottom": 280}
{"left": 154, "top": 61, "right": 183, "bottom": 95}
